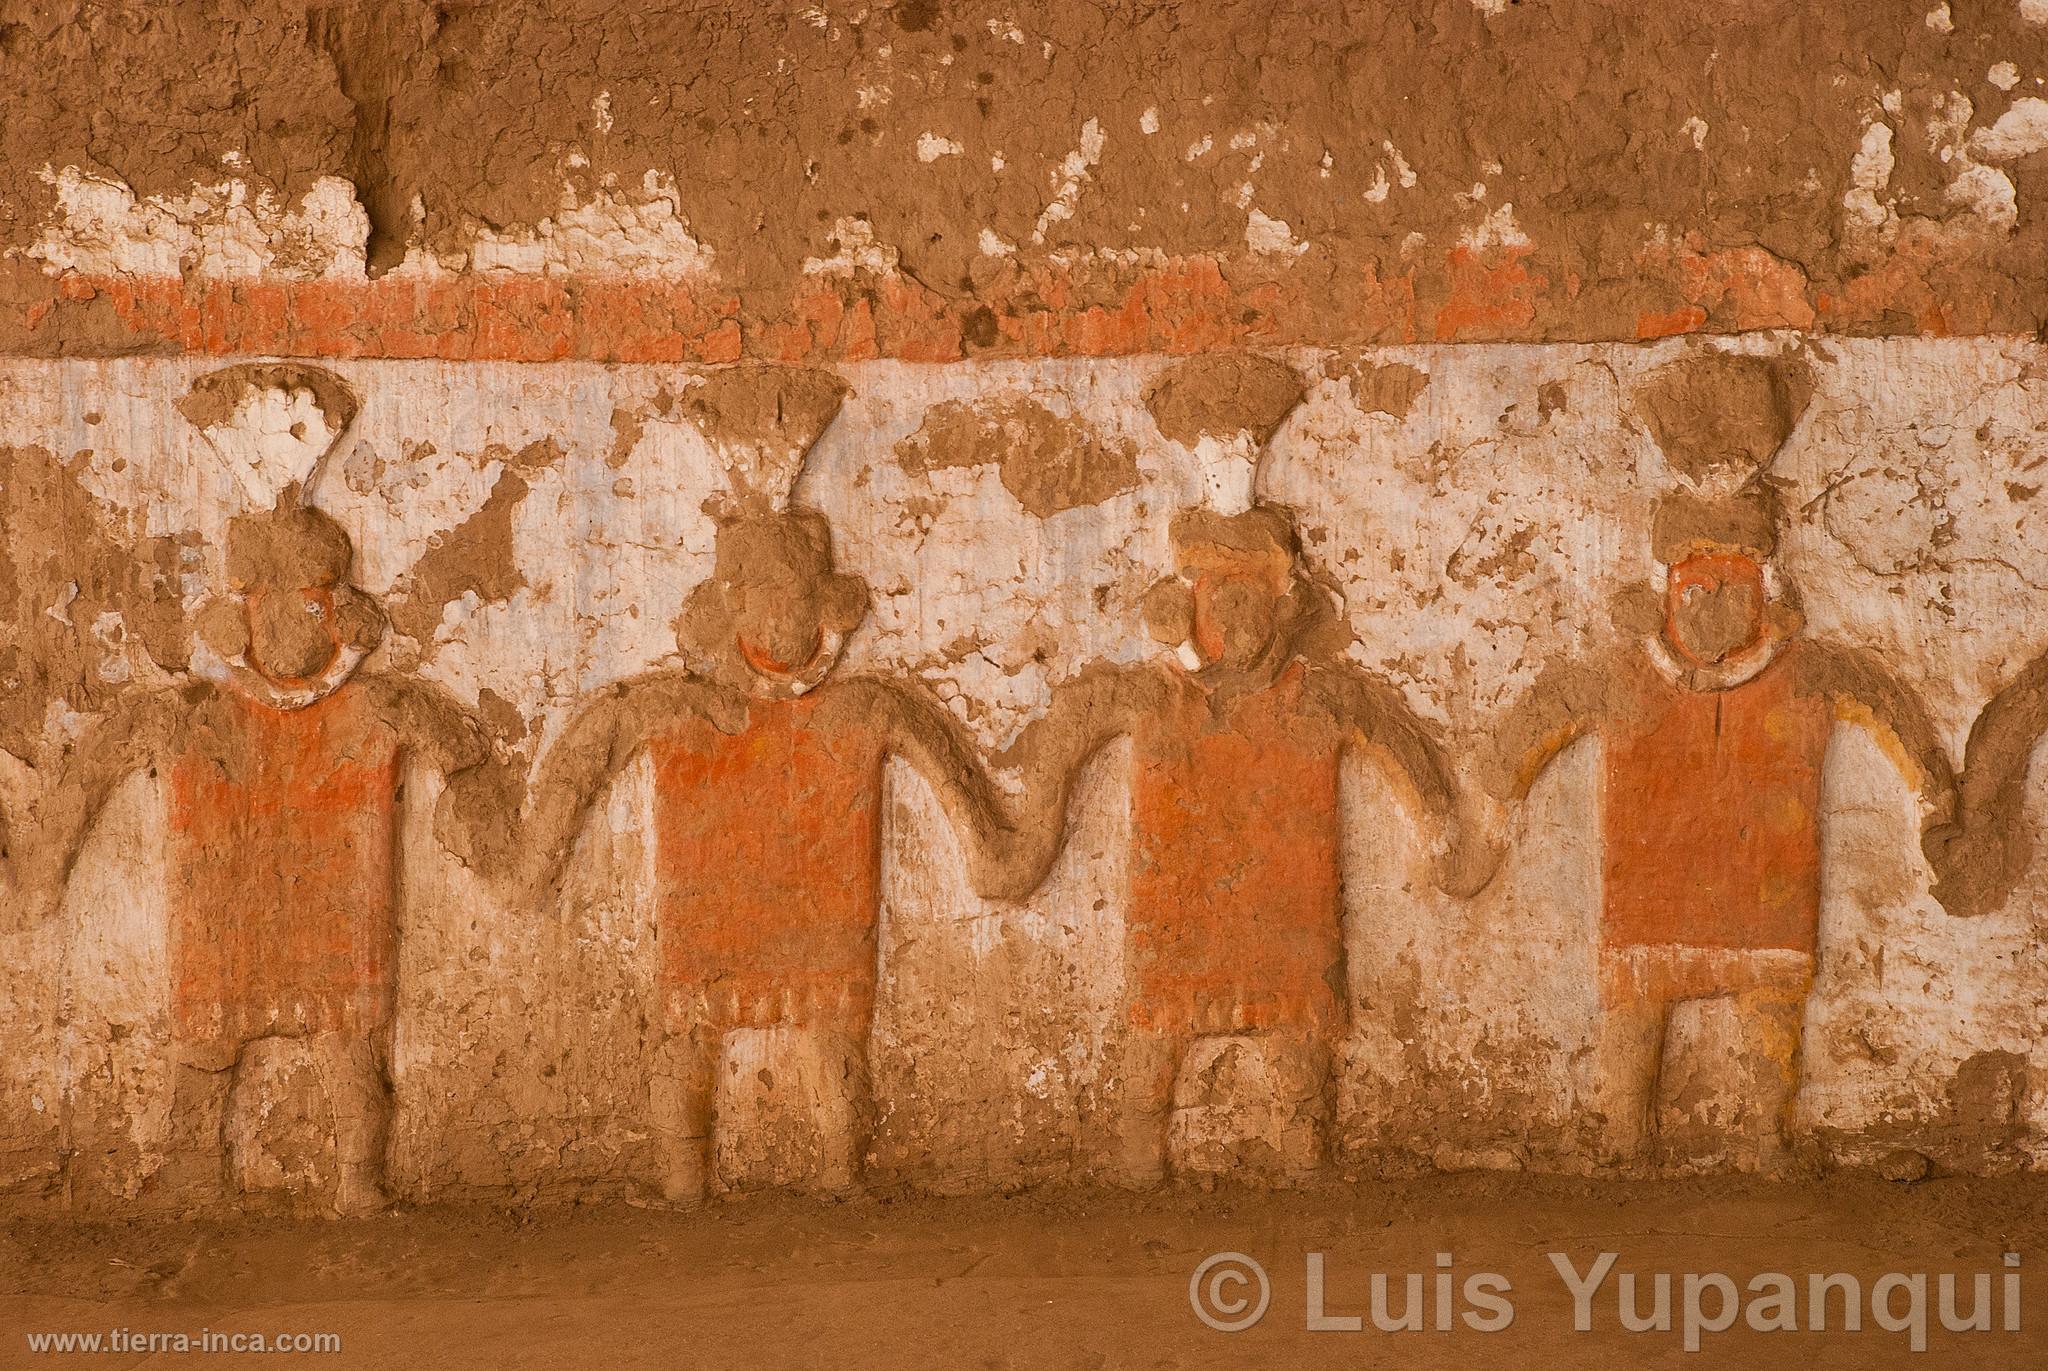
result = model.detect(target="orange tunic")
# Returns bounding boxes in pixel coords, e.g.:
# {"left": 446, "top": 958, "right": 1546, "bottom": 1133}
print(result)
{"left": 1127, "top": 664, "right": 1346, "bottom": 1036}
{"left": 167, "top": 689, "right": 400, "bottom": 1055}
{"left": 649, "top": 694, "right": 884, "bottom": 1030}
{"left": 1601, "top": 648, "right": 1831, "bottom": 958}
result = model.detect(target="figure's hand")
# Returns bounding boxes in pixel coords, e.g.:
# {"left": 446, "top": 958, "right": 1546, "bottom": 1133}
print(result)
{"left": 1429, "top": 814, "right": 1504, "bottom": 900}
{"left": 0, "top": 857, "right": 62, "bottom": 934}
{"left": 432, "top": 763, "right": 529, "bottom": 906}
{"left": 1923, "top": 822, "right": 2019, "bottom": 920}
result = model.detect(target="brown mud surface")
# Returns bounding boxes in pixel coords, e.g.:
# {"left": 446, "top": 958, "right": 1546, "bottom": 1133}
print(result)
{"left": 6, "top": 2, "right": 2047, "bottom": 356}
{"left": 3, "top": 1175, "right": 2044, "bottom": 1368}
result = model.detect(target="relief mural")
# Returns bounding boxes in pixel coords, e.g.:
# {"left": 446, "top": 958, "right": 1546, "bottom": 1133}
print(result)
{"left": 1485, "top": 354, "right": 1961, "bottom": 1173}
{"left": 1, "top": 341, "right": 2045, "bottom": 1213}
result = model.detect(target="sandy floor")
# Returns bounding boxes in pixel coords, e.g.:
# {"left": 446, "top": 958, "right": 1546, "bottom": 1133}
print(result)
{"left": 3, "top": 1175, "right": 2044, "bottom": 1368}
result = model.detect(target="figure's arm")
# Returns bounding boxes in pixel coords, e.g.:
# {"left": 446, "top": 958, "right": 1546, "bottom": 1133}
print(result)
{"left": 1450, "top": 656, "right": 1620, "bottom": 895}
{"left": 984, "top": 665, "right": 1155, "bottom": 901}
{"left": 357, "top": 674, "right": 521, "bottom": 889}
{"left": 1478, "top": 659, "right": 1615, "bottom": 805}
{"left": 1797, "top": 644, "right": 1957, "bottom": 823}
{"left": 361, "top": 674, "right": 490, "bottom": 777}
{"left": 3, "top": 692, "right": 182, "bottom": 929}
{"left": 1895, "top": 650, "right": 2041, "bottom": 919}
{"left": 845, "top": 680, "right": 1019, "bottom": 902}
{"left": 515, "top": 672, "right": 737, "bottom": 909}
{"left": 1315, "top": 666, "right": 1499, "bottom": 898}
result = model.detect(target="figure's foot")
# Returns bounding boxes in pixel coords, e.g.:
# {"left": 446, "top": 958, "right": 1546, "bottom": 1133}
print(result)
{"left": 1754, "top": 1134, "right": 1822, "bottom": 1182}
{"left": 1111, "top": 1138, "right": 1168, "bottom": 1190}
{"left": 333, "top": 1171, "right": 392, "bottom": 1218}
{"left": 141, "top": 1150, "right": 228, "bottom": 1217}
{"left": 1595, "top": 1122, "right": 1653, "bottom": 1175}
{"left": 658, "top": 1142, "right": 711, "bottom": 1208}
{"left": 1274, "top": 1139, "right": 1329, "bottom": 1189}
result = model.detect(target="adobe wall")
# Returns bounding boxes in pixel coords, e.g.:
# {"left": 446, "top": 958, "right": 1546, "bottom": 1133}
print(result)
{"left": 3, "top": 2, "right": 2047, "bottom": 1214}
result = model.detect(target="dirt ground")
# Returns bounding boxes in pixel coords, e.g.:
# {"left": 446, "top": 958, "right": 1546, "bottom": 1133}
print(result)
{"left": 1, "top": 1174, "right": 2043, "bottom": 1368}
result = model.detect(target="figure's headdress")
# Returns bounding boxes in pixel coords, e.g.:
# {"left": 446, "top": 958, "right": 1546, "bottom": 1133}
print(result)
{"left": 1138, "top": 354, "right": 1346, "bottom": 668}
{"left": 1634, "top": 351, "right": 1810, "bottom": 483}
{"left": 1634, "top": 349, "right": 1810, "bottom": 563}
{"left": 178, "top": 363, "right": 378, "bottom": 708}
{"left": 1143, "top": 352, "right": 1305, "bottom": 517}
{"left": 1632, "top": 350, "right": 1810, "bottom": 685}
{"left": 1650, "top": 485, "right": 1784, "bottom": 565}
{"left": 680, "top": 363, "right": 851, "bottom": 517}
{"left": 178, "top": 362, "right": 360, "bottom": 510}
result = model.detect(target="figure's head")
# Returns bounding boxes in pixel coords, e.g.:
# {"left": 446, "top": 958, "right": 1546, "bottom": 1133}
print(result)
{"left": 678, "top": 510, "right": 869, "bottom": 696}
{"left": 1663, "top": 551, "right": 1768, "bottom": 665}
{"left": 1143, "top": 505, "right": 1332, "bottom": 683}
{"left": 204, "top": 505, "right": 384, "bottom": 686}
{"left": 1649, "top": 487, "right": 1796, "bottom": 669}
{"left": 179, "top": 364, "right": 379, "bottom": 705}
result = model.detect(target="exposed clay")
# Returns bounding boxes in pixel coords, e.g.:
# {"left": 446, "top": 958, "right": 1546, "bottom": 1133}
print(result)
{"left": 1142, "top": 353, "right": 1304, "bottom": 446}
{"left": 680, "top": 363, "right": 849, "bottom": 510}
{"left": 6, "top": 2, "right": 2048, "bottom": 357}
{"left": 681, "top": 365, "right": 847, "bottom": 452}
{"left": 391, "top": 467, "right": 530, "bottom": 648}
{"left": 4, "top": 480, "right": 509, "bottom": 1215}
{"left": 5, "top": 344, "right": 2047, "bottom": 1215}
{"left": 894, "top": 395, "right": 1138, "bottom": 517}
{"left": 1633, "top": 352, "right": 1814, "bottom": 484}
{"left": 1939, "top": 1050, "right": 2037, "bottom": 1168}
{"left": 1926, "top": 647, "right": 2048, "bottom": 918}
{"left": 496, "top": 358, "right": 1474, "bottom": 1197}
{"left": 981, "top": 364, "right": 1495, "bottom": 1184}
{"left": 508, "top": 398, "right": 1035, "bottom": 1202}
{"left": 673, "top": 510, "right": 869, "bottom": 694}
{"left": 1485, "top": 400, "right": 1962, "bottom": 1174}
{"left": 1649, "top": 485, "right": 1785, "bottom": 562}
{"left": 0, "top": 444, "right": 194, "bottom": 764}
{"left": 174, "top": 362, "right": 360, "bottom": 440}
{"left": 991, "top": 558, "right": 1487, "bottom": 1183}
{"left": 1333, "top": 358, "right": 1430, "bottom": 420}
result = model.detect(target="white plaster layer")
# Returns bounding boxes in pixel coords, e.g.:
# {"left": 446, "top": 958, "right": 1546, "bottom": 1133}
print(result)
{"left": 3, "top": 339, "right": 2046, "bottom": 1206}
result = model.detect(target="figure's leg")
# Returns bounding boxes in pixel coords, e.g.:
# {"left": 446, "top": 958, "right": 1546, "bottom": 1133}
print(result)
{"left": 1114, "top": 1028, "right": 1181, "bottom": 1187}
{"left": 308, "top": 1029, "right": 393, "bottom": 1216}
{"left": 1729, "top": 985, "right": 1809, "bottom": 1176}
{"left": 812, "top": 1020, "right": 874, "bottom": 1195}
{"left": 1265, "top": 1030, "right": 1334, "bottom": 1183}
{"left": 648, "top": 1024, "right": 717, "bottom": 1206}
{"left": 151, "top": 1042, "right": 237, "bottom": 1210}
{"left": 1592, "top": 997, "right": 1669, "bottom": 1167}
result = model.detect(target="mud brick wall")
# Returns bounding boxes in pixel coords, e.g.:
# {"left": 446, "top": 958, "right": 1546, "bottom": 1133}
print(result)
{"left": 4, "top": 1, "right": 2048, "bottom": 1215}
